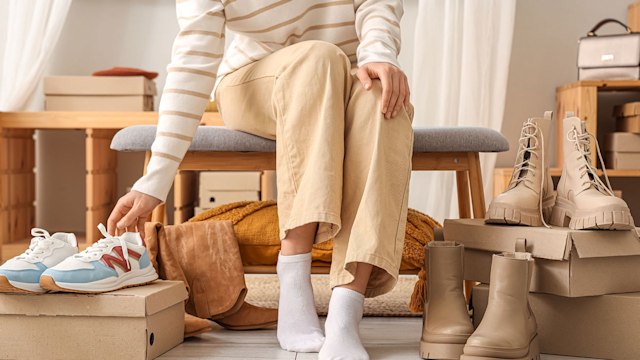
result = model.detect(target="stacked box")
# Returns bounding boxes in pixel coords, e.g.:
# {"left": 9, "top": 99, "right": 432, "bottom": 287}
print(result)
{"left": 444, "top": 219, "right": 640, "bottom": 358}
{"left": 605, "top": 132, "right": 640, "bottom": 170}
{"left": 614, "top": 101, "right": 640, "bottom": 133}
{"left": 196, "top": 172, "right": 262, "bottom": 214}
{"left": 44, "top": 76, "right": 156, "bottom": 111}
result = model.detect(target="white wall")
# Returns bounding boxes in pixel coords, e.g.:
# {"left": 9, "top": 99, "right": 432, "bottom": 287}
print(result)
{"left": 11, "top": 0, "right": 635, "bottom": 230}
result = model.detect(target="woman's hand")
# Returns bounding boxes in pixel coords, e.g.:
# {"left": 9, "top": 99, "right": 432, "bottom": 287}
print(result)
{"left": 356, "top": 62, "right": 410, "bottom": 119}
{"left": 107, "top": 190, "right": 162, "bottom": 239}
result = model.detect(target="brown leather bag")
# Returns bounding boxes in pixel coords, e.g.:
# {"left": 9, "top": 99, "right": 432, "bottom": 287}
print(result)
{"left": 145, "top": 220, "right": 246, "bottom": 319}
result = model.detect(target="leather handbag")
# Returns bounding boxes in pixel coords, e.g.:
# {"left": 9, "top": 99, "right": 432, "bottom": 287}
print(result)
{"left": 578, "top": 19, "right": 640, "bottom": 80}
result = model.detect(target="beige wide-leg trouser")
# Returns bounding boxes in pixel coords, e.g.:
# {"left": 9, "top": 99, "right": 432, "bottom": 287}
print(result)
{"left": 215, "top": 40, "right": 414, "bottom": 297}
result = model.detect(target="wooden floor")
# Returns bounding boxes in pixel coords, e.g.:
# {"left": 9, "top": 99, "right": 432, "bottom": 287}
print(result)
{"left": 159, "top": 317, "right": 597, "bottom": 360}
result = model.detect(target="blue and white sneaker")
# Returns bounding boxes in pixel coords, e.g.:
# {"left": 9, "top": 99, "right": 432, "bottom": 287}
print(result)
{"left": 0, "top": 228, "right": 78, "bottom": 293}
{"left": 40, "top": 224, "right": 158, "bottom": 293}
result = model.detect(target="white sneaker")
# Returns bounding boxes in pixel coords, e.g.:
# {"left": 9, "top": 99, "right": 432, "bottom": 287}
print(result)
{"left": 0, "top": 228, "right": 78, "bottom": 293}
{"left": 40, "top": 224, "right": 158, "bottom": 293}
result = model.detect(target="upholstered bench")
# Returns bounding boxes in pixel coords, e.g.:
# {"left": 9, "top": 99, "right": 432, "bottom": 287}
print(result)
{"left": 111, "top": 124, "right": 507, "bottom": 287}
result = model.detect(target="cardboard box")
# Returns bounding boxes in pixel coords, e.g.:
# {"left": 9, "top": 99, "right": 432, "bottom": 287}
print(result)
{"left": 44, "top": 76, "right": 157, "bottom": 96}
{"left": 444, "top": 219, "right": 640, "bottom": 297}
{"left": 199, "top": 171, "right": 262, "bottom": 191}
{"left": 0, "top": 281, "right": 187, "bottom": 360}
{"left": 45, "top": 95, "right": 154, "bottom": 111}
{"left": 617, "top": 116, "right": 640, "bottom": 133}
{"left": 605, "top": 132, "right": 640, "bottom": 152}
{"left": 614, "top": 101, "right": 640, "bottom": 117}
{"left": 472, "top": 284, "right": 640, "bottom": 360}
{"left": 605, "top": 151, "right": 640, "bottom": 169}
{"left": 200, "top": 190, "right": 260, "bottom": 207}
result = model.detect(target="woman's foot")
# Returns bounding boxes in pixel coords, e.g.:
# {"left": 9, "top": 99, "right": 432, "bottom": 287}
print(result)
{"left": 319, "top": 287, "right": 369, "bottom": 360}
{"left": 276, "top": 252, "right": 325, "bottom": 352}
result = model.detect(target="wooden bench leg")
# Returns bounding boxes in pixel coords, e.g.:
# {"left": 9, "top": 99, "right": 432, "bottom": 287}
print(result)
{"left": 456, "top": 170, "right": 472, "bottom": 218}
{"left": 468, "top": 152, "right": 486, "bottom": 218}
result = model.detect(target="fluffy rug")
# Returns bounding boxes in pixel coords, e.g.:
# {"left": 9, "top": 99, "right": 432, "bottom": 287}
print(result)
{"left": 244, "top": 274, "right": 421, "bottom": 317}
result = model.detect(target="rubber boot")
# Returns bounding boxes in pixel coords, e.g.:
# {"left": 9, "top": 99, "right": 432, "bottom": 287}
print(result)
{"left": 550, "top": 115, "right": 634, "bottom": 230}
{"left": 486, "top": 111, "right": 555, "bottom": 226}
{"left": 461, "top": 252, "right": 539, "bottom": 360}
{"left": 420, "top": 241, "right": 474, "bottom": 359}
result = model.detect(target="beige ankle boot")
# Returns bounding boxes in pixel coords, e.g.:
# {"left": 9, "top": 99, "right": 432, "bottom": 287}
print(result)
{"left": 420, "top": 241, "right": 474, "bottom": 359}
{"left": 461, "top": 253, "right": 539, "bottom": 360}
{"left": 486, "top": 111, "right": 555, "bottom": 226}
{"left": 550, "top": 115, "right": 635, "bottom": 230}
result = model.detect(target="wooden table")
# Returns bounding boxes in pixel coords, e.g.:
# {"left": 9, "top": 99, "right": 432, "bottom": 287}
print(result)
{"left": 0, "top": 111, "right": 222, "bottom": 259}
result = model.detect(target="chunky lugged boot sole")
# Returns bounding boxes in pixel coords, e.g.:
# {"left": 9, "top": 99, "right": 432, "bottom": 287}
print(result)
{"left": 460, "top": 335, "right": 540, "bottom": 360}
{"left": 550, "top": 197, "right": 635, "bottom": 230}
{"left": 420, "top": 341, "right": 466, "bottom": 360}
{"left": 485, "top": 195, "right": 556, "bottom": 227}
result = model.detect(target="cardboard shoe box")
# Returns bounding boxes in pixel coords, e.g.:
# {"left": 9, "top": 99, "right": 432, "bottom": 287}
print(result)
{"left": 605, "top": 132, "right": 640, "bottom": 169}
{"left": 472, "top": 284, "right": 640, "bottom": 360}
{"left": 0, "top": 281, "right": 187, "bottom": 360}
{"left": 444, "top": 219, "right": 640, "bottom": 297}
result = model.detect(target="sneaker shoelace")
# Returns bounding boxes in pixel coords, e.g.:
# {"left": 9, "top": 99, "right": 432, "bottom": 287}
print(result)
{"left": 74, "top": 224, "right": 131, "bottom": 270}
{"left": 567, "top": 126, "right": 614, "bottom": 197}
{"left": 509, "top": 120, "right": 549, "bottom": 227}
{"left": 15, "top": 228, "right": 56, "bottom": 262}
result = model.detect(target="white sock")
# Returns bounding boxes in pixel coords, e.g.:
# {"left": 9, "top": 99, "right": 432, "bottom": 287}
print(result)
{"left": 276, "top": 252, "right": 325, "bottom": 352}
{"left": 319, "top": 287, "right": 369, "bottom": 360}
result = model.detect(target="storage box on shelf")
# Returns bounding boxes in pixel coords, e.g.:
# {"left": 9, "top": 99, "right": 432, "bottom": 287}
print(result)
{"left": 0, "top": 281, "right": 187, "bottom": 360}
{"left": 444, "top": 218, "right": 640, "bottom": 297}
{"left": 44, "top": 76, "right": 156, "bottom": 111}
{"left": 472, "top": 284, "right": 640, "bottom": 360}
{"left": 605, "top": 131, "right": 640, "bottom": 169}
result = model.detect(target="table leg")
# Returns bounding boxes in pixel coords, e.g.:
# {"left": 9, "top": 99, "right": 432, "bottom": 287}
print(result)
{"left": 174, "top": 170, "right": 196, "bottom": 224}
{"left": 86, "top": 129, "right": 118, "bottom": 243}
{"left": 0, "top": 129, "right": 35, "bottom": 258}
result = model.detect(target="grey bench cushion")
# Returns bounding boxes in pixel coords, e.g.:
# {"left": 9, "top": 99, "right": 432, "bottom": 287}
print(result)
{"left": 111, "top": 125, "right": 508, "bottom": 153}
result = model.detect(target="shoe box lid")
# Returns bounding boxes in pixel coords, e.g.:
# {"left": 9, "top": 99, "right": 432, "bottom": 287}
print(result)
{"left": 0, "top": 280, "right": 187, "bottom": 317}
{"left": 444, "top": 218, "right": 640, "bottom": 261}
{"left": 444, "top": 219, "right": 640, "bottom": 297}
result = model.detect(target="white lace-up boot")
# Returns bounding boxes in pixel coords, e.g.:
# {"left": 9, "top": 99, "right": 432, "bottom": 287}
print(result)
{"left": 550, "top": 115, "right": 635, "bottom": 230}
{"left": 486, "top": 112, "right": 556, "bottom": 226}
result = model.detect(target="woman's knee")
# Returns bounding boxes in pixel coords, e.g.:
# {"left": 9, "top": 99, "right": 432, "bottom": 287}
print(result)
{"left": 294, "top": 40, "right": 351, "bottom": 71}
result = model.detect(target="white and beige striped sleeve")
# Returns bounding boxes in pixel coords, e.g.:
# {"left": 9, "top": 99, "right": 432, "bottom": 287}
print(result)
{"left": 132, "top": 0, "right": 225, "bottom": 201}
{"left": 354, "top": 0, "right": 403, "bottom": 68}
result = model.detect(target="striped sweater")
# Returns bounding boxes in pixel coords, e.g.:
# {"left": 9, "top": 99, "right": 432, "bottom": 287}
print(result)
{"left": 133, "top": 0, "right": 403, "bottom": 201}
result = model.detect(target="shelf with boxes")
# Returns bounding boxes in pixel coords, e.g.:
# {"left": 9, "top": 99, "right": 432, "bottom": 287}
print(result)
{"left": 0, "top": 75, "right": 223, "bottom": 261}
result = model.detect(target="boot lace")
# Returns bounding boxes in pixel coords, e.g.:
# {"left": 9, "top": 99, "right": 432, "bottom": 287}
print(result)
{"left": 74, "top": 224, "right": 130, "bottom": 269}
{"left": 509, "top": 120, "right": 549, "bottom": 227}
{"left": 567, "top": 126, "right": 614, "bottom": 196}
{"left": 15, "top": 229, "right": 55, "bottom": 262}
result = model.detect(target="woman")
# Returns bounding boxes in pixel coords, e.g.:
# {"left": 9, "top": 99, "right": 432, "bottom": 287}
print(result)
{"left": 107, "top": 1, "right": 413, "bottom": 358}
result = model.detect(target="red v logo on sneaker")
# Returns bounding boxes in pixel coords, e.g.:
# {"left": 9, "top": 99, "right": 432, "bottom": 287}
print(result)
{"left": 101, "top": 247, "right": 142, "bottom": 272}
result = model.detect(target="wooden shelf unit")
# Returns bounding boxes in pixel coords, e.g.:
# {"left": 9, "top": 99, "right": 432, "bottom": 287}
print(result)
{"left": 555, "top": 80, "right": 640, "bottom": 167}
{"left": 0, "top": 111, "right": 223, "bottom": 259}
